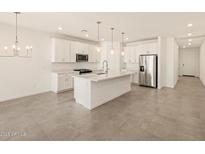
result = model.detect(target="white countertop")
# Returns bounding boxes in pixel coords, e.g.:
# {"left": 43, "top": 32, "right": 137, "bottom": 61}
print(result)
{"left": 73, "top": 71, "right": 133, "bottom": 82}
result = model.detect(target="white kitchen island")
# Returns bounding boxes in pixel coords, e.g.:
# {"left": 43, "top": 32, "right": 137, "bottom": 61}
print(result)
{"left": 73, "top": 71, "right": 133, "bottom": 110}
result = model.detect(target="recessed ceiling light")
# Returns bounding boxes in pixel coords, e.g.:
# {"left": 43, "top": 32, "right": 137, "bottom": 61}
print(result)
{"left": 85, "top": 34, "right": 89, "bottom": 37}
{"left": 125, "top": 38, "right": 129, "bottom": 40}
{"left": 188, "top": 39, "right": 192, "bottom": 42}
{"left": 187, "top": 23, "right": 193, "bottom": 27}
{"left": 58, "top": 26, "right": 63, "bottom": 31}
{"left": 187, "top": 33, "right": 192, "bottom": 37}
{"left": 188, "top": 42, "right": 192, "bottom": 45}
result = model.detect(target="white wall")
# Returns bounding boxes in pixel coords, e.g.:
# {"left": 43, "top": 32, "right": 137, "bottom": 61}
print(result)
{"left": 166, "top": 37, "right": 179, "bottom": 87}
{"left": 158, "top": 36, "right": 167, "bottom": 89}
{"left": 200, "top": 41, "right": 205, "bottom": 86}
{"left": 179, "top": 47, "right": 200, "bottom": 77}
{"left": 158, "top": 37, "right": 179, "bottom": 88}
{"left": 0, "top": 23, "right": 51, "bottom": 102}
{"left": 174, "top": 40, "right": 179, "bottom": 85}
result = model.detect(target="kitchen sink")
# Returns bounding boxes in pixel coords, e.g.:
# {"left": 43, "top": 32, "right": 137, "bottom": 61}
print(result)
{"left": 97, "top": 72, "right": 106, "bottom": 75}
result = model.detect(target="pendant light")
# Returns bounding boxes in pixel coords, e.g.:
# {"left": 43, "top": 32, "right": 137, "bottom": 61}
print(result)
{"left": 0, "top": 12, "right": 32, "bottom": 58}
{"left": 110, "top": 27, "right": 114, "bottom": 55}
{"left": 96, "top": 21, "right": 101, "bottom": 52}
{"left": 121, "top": 32, "right": 125, "bottom": 56}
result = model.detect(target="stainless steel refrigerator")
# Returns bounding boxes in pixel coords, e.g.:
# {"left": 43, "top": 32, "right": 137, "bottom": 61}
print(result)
{"left": 139, "top": 54, "right": 158, "bottom": 88}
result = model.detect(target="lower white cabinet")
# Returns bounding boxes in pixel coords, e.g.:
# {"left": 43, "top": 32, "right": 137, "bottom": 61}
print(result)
{"left": 131, "top": 72, "right": 139, "bottom": 84}
{"left": 51, "top": 72, "right": 77, "bottom": 93}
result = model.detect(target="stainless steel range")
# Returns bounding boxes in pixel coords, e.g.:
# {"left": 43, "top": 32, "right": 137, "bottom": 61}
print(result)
{"left": 73, "top": 69, "right": 92, "bottom": 75}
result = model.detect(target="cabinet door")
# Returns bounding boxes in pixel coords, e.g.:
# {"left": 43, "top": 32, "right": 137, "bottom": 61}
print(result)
{"left": 65, "top": 74, "right": 73, "bottom": 89}
{"left": 88, "top": 45, "right": 97, "bottom": 62}
{"left": 124, "top": 47, "right": 130, "bottom": 63}
{"left": 135, "top": 46, "right": 140, "bottom": 64}
{"left": 64, "top": 41, "right": 71, "bottom": 62}
{"left": 52, "top": 38, "right": 65, "bottom": 62}
{"left": 131, "top": 73, "right": 139, "bottom": 84}
{"left": 70, "top": 41, "right": 77, "bottom": 62}
{"left": 52, "top": 38, "right": 70, "bottom": 62}
{"left": 58, "top": 74, "right": 66, "bottom": 91}
{"left": 81, "top": 43, "right": 88, "bottom": 54}
{"left": 130, "top": 47, "right": 136, "bottom": 63}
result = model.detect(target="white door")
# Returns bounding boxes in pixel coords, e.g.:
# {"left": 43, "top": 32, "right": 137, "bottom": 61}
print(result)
{"left": 182, "top": 50, "right": 196, "bottom": 76}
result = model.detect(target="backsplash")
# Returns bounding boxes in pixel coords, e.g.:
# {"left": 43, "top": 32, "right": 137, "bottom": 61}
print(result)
{"left": 51, "top": 62, "right": 98, "bottom": 71}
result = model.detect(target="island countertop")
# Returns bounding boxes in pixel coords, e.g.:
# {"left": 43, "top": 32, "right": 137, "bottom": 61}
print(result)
{"left": 73, "top": 71, "right": 133, "bottom": 82}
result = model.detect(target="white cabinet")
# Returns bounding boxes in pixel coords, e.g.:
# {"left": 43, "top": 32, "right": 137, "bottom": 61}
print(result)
{"left": 138, "top": 42, "right": 158, "bottom": 55}
{"left": 88, "top": 45, "right": 98, "bottom": 62}
{"left": 51, "top": 38, "right": 70, "bottom": 62}
{"left": 124, "top": 41, "right": 158, "bottom": 64}
{"left": 71, "top": 42, "right": 88, "bottom": 54}
{"left": 131, "top": 72, "right": 139, "bottom": 84}
{"left": 124, "top": 46, "right": 136, "bottom": 63}
{"left": 70, "top": 41, "right": 78, "bottom": 62}
{"left": 80, "top": 43, "right": 88, "bottom": 54}
{"left": 130, "top": 47, "right": 136, "bottom": 63}
{"left": 52, "top": 37, "right": 99, "bottom": 63}
{"left": 51, "top": 72, "right": 77, "bottom": 93}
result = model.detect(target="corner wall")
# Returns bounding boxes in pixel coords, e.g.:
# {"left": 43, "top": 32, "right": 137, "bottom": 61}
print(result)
{"left": 200, "top": 41, "right": 205, "bottom": 86}
{"left": 158, "top": 37, "right": 179, "bottom": 88}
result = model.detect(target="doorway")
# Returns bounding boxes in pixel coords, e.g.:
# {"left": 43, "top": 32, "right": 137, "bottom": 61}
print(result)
{"left": 179, "top": 47, "right": 200, "bottom": 77}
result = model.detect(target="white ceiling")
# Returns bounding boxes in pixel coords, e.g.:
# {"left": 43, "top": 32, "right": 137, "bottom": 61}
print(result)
{"left": 0, "top": 12, "right": 205, "bottom": 48}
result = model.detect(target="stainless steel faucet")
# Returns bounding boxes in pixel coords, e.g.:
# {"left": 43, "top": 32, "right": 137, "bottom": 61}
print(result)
{"left": 102, "top": 60, "right": 109, "bottom": 74}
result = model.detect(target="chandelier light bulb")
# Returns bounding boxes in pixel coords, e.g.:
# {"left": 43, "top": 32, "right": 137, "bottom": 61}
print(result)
{"left": 121, "top": 51, "right": 125, "bottom": 56}
{"left": 110, "top": 49, "right": 114, "bottom": 55}
{"left": 96, "top": 47, "right": 100, "bottom": 52}
{"left": 4, "top": 46, "right": 8, "bottom": 50}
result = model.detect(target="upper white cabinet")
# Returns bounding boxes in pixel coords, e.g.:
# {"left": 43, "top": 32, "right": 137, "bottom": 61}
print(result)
{"left": 138, "top": 42, "right": 158, "bottom": 55}
{"left": 52, "top": 38, "right": 99, "bottom": 63}
{"left": 70, "top": 41, "right": 78, "bottom": 62}
{"left": 88, "top": 45, "right": 98, "bottom": 62}
{"left": 124, "top": 40, "right": 159, "bottom": 64}
{"left": 72, "top": 42, "right": 88, "bottom": 54}
{"left": 51, "top": 38, "right": 70, "bottom": 62}
{"left": 124, "top": 46, "right": 136, "bottom": 63}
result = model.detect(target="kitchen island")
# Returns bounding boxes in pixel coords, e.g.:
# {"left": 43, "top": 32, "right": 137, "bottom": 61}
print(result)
{"left": 73, "top": 71, "right": 133, "bottom": 110}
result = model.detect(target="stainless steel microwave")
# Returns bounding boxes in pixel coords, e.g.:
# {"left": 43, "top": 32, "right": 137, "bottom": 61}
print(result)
{"left": 76, "top": 54, "right": 88, "bottom": 62}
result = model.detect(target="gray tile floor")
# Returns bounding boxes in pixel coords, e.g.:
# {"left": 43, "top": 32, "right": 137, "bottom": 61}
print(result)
{"left": 0, "top": 77, "right": 205, "bottom": 140}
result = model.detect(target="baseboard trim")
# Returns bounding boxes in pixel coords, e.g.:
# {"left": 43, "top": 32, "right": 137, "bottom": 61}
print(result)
{"left": 0, "top": 90, "right": 51, "bottom": 103}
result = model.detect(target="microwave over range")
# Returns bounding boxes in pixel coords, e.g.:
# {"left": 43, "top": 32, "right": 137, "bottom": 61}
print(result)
{"left": 76, "top": 54, "right": 88, "bottom": 62}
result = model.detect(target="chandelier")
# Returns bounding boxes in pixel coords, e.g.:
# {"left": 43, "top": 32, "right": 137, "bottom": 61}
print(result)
{"left": 0, "top": 12, "right": 32, "bottom": 58}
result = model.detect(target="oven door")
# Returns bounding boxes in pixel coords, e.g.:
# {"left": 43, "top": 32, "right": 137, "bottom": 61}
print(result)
{"left": 76, "top": 54, "right": 88, "bottom": 62}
